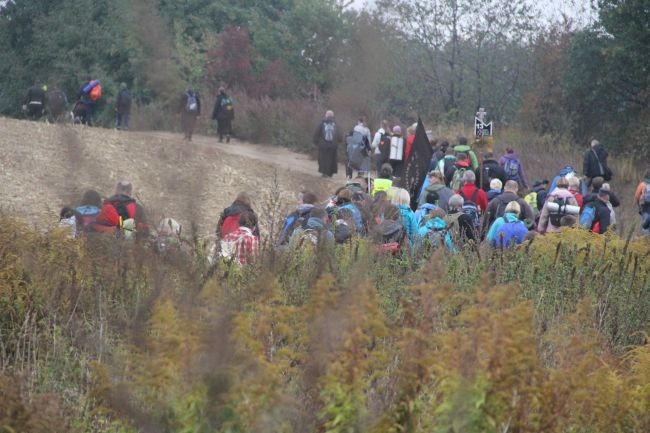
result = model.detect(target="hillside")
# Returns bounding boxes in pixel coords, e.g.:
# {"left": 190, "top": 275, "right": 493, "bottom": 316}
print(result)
{"left": 0, "top": 117, "right": 344, "bottom": 234}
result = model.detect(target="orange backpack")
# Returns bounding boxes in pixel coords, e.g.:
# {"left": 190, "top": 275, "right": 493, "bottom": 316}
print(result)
{"left": 89, "top": 83, "right": 102, "bottom": 101}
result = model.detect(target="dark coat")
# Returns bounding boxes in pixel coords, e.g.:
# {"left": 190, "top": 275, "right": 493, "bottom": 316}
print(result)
{"left": 583, "top": 145, "right": 612, "bottom": 180}
{"left": 216, "top": 201, "right": 259, "bottom": 238}
{"left": 313, "top": 119, "right": 342, "bottom": 176}
{"left": 212, "top": 93, "right": 234, "bottom": 121}
{"left": 116, "top": 89, "right": 132, "bottom": 114}
{"left": 477, "top": 158, "right": 505, "bottom": 190}
{"left": 590, "top": 199, "right": 611, "bottom": 234}
{"left": 482, "top": 191, "right": 535, "bottom": 233}
{"left": 25, "top": 85, "right": 46, "bottom": 105}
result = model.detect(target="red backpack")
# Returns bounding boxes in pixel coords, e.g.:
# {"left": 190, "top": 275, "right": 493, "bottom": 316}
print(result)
{"left": 220, "top": 214, "right": 241, "bottom": 238}
{"left": 92, "top": 198, "right": 136, "bottom": 232}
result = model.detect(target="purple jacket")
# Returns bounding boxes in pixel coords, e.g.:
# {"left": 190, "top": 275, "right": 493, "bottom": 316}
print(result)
{"left": 499, "top": 153, "right": 529, "bottom": 189}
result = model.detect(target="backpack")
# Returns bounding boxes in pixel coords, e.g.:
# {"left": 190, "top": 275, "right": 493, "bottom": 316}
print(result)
{"left": 278, "top": 209, "right": 311, "bottom": 245}
{"left": 74, "top": 205, "right": 100, "bottom": 234}
{"left": 495, "top": 220, "right": 526, "bottom": 248}
{"left": 579, "top": 204, "right": 597, "bottom": 230}
{"left": 548, "top": 197, "right": 570, "bottom": 227}
{"left": 378, "top": 133, "right": 391, "bottom": 155}
{"left": 503, "top": 158, "right": 520, "bottom": 181}
{"left": 422, "top": 216, "right": 451, "bottom": 250}
{"left": 89, "top": 83, "right": 102, "bottom": 102}
{"left": 220, "top": 214, "right": 241, "bottom": 238}
{"left": 450, "top": 167, "right": 467, "bottom": 191}
{"left": 346, "top": 131, "right": 369, "bottom": 170}
{"left": 372, "top": 220, "right": 405, "bottom": 254}
{"left": 220, "top": 96, "right": 233, "bottom": 111}
{"left": 186, "top": 93, "right": 198, "bottom": 112}
{"left": 461, "top": 190, "right": 481, "bottom": 229}
{"left": 323, "top": 122, "right": 335, "bottom": 142}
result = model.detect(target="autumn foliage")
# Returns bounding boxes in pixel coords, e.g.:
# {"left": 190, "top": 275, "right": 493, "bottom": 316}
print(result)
{"left": 0, "top": 215, "right": 649, "bottom": 432}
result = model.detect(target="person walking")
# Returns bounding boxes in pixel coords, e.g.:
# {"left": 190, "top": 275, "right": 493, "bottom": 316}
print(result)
{"left": 537, "top": 177, "right": 579, "bottom": 234}
{"left": 634, "top": 168, "right": 650, "bottom": 235}
{"left": 23, "top": 82, "right": 46, "bottom": 120}
{"left": 115, "top": 83, "right": 132, "bottom": 130}
{"left": 77, "top": 77, "right": 102, "bottom": 126}
{"left": 180, "top": 88, "right": 201, "bottom": 141}
{"left": 313, "top": 110, "right": 341, "bottom": 178}
{"left": 46, "top": 85, "right": 68, "bottom": 122}
{"left": 499, "top": 147, "right": 529, "bottom": 191}
{"left": 211, "top": 87, "right": 235, "bottom": 143}
{"left": 389, "top": 125, "right": 404, "bottom": 175}
{"left": 371, "top": 120, "right": 391, "bottom": 173}
{"left": 583, "top": 139, "right": 612, "bottom": 186}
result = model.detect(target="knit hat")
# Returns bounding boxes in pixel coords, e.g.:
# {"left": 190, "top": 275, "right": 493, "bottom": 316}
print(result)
{"left": 392, "top": 125, "right": 402, "bottom": 135}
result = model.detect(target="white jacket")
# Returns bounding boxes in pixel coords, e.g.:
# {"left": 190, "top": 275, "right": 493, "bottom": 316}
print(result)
{"left": 372, "top": 128, "right": 385, "bottom": 154}
{"left": 390, "top": 136, "right": 404, "bottom": 161}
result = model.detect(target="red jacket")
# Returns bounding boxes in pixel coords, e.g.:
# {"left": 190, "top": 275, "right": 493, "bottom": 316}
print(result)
{"left": 458, "top": 183, "right": 488, "bottom": 213}
{"left": 404, "top": 134, "right": 415, "bottom": 160}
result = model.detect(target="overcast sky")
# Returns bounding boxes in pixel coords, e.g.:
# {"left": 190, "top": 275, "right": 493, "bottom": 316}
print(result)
{"left": 349, "top": 0, "right": 597, "bottom": 26}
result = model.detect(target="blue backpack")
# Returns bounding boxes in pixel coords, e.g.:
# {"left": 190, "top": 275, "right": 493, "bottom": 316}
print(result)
{"left": 503, "top": 158, "right": 520, "bottom": 181}
{"left": 579, "top": 204, "right": 596, "bottom": 229}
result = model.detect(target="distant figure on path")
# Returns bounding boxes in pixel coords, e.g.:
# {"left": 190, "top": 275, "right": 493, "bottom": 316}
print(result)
{"left": 313, "top": 110, "right": 341, "bottom": 178}
{"left": 115, "top": 82, "right": 132, "bottom": 130}
{"left": 180, "top": 88, "right": 201, "bottom": 141}
{"left": 46, "top": 85, "right": 68, "bottom": 122}
{"left": 212, "top": 87, "right": 234, "bottom": 143}
{"left": 583, "top": 139, "right": 612, "bottom": 186}
{"left": 23, "top": 82, "right": 46, "bottom": 120}
{"left": 77, "top": 77, "right": 102, "bottom": 126}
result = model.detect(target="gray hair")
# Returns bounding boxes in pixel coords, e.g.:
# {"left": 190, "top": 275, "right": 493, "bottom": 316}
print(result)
{"left": 448, "top": 194, "right": 464, "bottom": 210}
{"left": 463, "top": 170, "right": 476, "bottom": 183}
{"left": 504, "top": 180, "right": 519, "bottom": 193}
{"left": 591, "top": 139, "right": 600, "bottom": 148}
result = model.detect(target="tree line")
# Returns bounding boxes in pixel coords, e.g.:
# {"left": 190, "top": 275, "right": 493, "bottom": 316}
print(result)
{"left": 0, "top": 0, "right": 647, "bottom": 156}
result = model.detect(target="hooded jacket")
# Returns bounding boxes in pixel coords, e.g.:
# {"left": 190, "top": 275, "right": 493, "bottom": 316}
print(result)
{"left": 583, "top": 144, "right": 611, "bottom": 180}
{"left": 419, "top": 183, "right": 453, "bottom": 212}
{"left": 488, "top": 212, "right": 528, "bottom": 248}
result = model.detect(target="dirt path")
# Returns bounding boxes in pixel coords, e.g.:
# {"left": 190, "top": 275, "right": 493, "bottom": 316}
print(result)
{"left": 0, "top": 117, "right": 345, "bottom": 233}
{"left": 140, "top": 131, "right": 348, "bottom": 182}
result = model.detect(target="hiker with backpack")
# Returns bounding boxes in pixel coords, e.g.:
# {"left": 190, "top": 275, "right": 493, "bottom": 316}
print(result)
{"left": 23, "top": 82, "right": 46, "bottom": 120}
{"left": 391, "top": 188, "right": 418, "bottom": 244}
{"left": 579, "top": 189, "right": 611, "bottom": 234}
{"left": 418, "top": 170, "right": 453, "bottom": 213}
{"left": 180, "top": 89, "right": 201, "bottom": 141}
{"left": 216, "top": 192, "right": 260, "bottom": 240}
{"left": 212, "top": 87, "right": 235, "bottom": 143}
{"left": 583, "top": 139, "right": 612, "bottom": 187}
{"left": 371, "top": 204, "right": 407, "bottom": 255}
{"left": 220, "top": 211, "right": 259, "bottom": 265}
{"left": 115, "top": 83, "right": 132, "bottom": 131}
{"left": 415, "top": 191, "right": 443, "bottom": 226}
{"left": 431, "top": 141, "right": 450, "bottom": 171}
{"left": 332, "top": 189, "right": 365, "bottom": 234}
{"left": 499, "top": 147, "right": 528, "bottom": 190}
{"left": 454, "top": 137, "right": 479, "bottom": 172}
{"left": 537, "top": 177, "right": 579, "bottom": 234}
{"left": 477, "top": 151, "right": 505, "bottom": 192}
{"left": 445, "top": 194, "right": 477, "bottom": 245}
{"left": 487, "top": 179, "right": 503, "bottom": 201}
{"left": 372, "top": 120, "right": 392, "bottom": 173}
{"left": 486, "top": 201, "right": 528, "bottom": 248}
{"left": 417, "top": 206, "right": 452, "bottom": 251}
{"left": 278, "top": 191, "right": 319, "bottom": 245}
{"left": 46, "top": 85, "right": 68, "bottom": 122}
{"left": 482, "top": 180, "right": 534, "bottom": 233}
{"left": 634, "top": 168, "right": 650, "bottom": 235}
{"left": 90, "top": 181, "right": 148, "bottom": 239}
{"left": 313, "top": 110, "right": 341, "bottom": 178}
{"left": 524, "top": 180, "right": 549, "bottom": 221}
{"left": 446, "top": 153, "right": 473, "bottom": 190}
{"left": 568, "top": 177, "right": 584, "bottom": 207}
{"left": 584, "top": 177, "right": 621, "bottom": 208}
{"left": 457, "top": 170, "right": 488, "bottom": 213}
{"left": 345, "top": 117, "right": 372, "bottom": 180}
{"left": 77, "top": 77, "right": 102, "bottom": 126}
{"left": 289, "top": 207, "right": 334, "bottom": 249}
{"left": 389, "top": 125, "right": 404, "bottom": 174}
{"left": 550, "top": 166, "right": 587, "bottom": 195}
{"left": 73, "top": 189, "right": 103, "bottom": 236}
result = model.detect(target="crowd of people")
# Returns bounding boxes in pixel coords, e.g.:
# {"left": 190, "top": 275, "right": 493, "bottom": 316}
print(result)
{"left": 22, "top": 80, "right": 235, "bottom": 140}
{"left": 58, "top": 130, "right": 650, "bottom": 266}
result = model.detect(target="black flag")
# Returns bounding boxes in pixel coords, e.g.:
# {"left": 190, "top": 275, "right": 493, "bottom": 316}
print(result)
{"left": 397, "top": 118, "right": 433, "bottom": 210}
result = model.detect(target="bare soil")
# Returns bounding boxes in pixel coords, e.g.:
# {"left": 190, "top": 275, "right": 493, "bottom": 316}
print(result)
{"left": 0, "top": 117, "right": 345, "bottom": 234}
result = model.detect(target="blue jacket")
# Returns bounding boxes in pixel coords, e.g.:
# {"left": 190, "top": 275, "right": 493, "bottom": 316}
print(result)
{"left": 338, "top": 202, "right": 364, "bottom": 232}
{"left": 487, "top": 213, "right": 528, "bottom": 248}
{"left": 398, "top": 205, "right": 418, "bottom": 242}
{"left": 414, "top": 203, "right": 438, "bottom": 226}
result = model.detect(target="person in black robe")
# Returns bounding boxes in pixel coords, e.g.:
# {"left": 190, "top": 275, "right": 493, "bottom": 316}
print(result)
{"left": 313, "top": 110, "right": 342, "bottom": 177}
